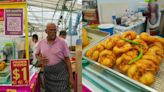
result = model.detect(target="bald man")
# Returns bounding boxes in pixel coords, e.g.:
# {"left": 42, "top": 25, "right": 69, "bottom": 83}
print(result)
{"left": 35, "top": 23, "right": 74, "bottom": 92}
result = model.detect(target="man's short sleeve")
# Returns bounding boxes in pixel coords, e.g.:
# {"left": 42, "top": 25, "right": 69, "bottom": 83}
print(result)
{"left": 63, "top": 41, "right": 70, "bottom": 57}
{"left": 34, "top": 41, "right": 41, "bottom": 55}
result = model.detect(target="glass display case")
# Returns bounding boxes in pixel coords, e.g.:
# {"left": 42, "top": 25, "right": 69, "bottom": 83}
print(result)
{"left": 82, "top": 31, "right": 163, "bottom": 92}
{"left": 82, "top": 60, "right": 159, "bottom": 92}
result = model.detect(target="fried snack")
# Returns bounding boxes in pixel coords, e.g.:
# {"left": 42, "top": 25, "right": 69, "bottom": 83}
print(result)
{"left": 142, "top": 55, "right": 161, "bottom": 66}
{"left": 112, "top": 35, "right": 121, "bottom": 43}
{"left": 86, "top": 42, "right": 106, "bottom": 61}
{"left": 0, "top": 61, "right": 6, "bottom": 71}
{"left": 149, "top": 42, "right": 163, "bottom": 50}
{"left": 82, "top": 28, "right": 90, "bottom": 48}
{"left": 137, "top": 59, "right": 159, "bottom": 74}
{"left": 146, "top": 46, "right": 164, "bottom": 59}
{"left": 86, "top": 46, "right": 100, "bottom": 61}
{"left": 103, "top": 36, "right": 121, "bottom": 50}
{"left": 116, "top": 50, "right": 138, "bottom": 73}
{"left": 140, "top": 32, "right": 158, "bottom": 44}
{"left": 104, "top": 38, "right": 115, "bottom": 50}
{"left": 139, "top": 72, "right": 155, "bottom": 86}
{"left": 132, "top": 39, "right": 148, "bottom": 54}
{"left": 156, "top": 37, "right": 164, "bottom": 46}
{"left": 98, "top": 50, "right": 116, "bottom": 67}
{"left": 96, "top": 42, "right": 105, "bottom": 52}
{"left": 116, "top": 56, "right": 131, "bottom": 74}
{"left": 121, "top": 30, "right": 137, "bottom": 40}
{"left": 113, "top": 42, "right": 132, "bottom": 55}
{"left": 127, "top": 61, "right": 156, "bottom": 85}
{"left": 127, "top": 63, "right": 140, "bottom": 81}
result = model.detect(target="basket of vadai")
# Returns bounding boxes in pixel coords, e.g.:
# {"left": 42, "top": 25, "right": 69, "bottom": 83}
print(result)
{"left": 82, "top": 28, "right": 90, "bottom": 48}
{"left": 83, "top": 30, "right": 164, "bottom": 86}
{"left": 82, "top": 27, "right": 109, "bottom": 49}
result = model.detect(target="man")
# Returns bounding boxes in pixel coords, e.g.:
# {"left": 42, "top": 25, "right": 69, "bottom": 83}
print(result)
{"left": 35, "top": 23, "right": 74, "bottom": 92}
{"left": 32, "top": 34, "right": 39, "bottom": 44}
{"left": 29, "top": 34, "right": 39, "bottom": 64}
{"left": 59, "top": 30, "right": 69, "bottom": 46}
{"left": 147, "top": 0, "right": 160, "bottom": 35}
{"left": 59, "top": 30, "right": 67, "bottom": 39}
{"left": 30, "top": 34, "right": 39, "bottom": 54}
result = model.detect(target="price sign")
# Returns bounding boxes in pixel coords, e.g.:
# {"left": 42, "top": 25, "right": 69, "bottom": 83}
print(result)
{"left": 11, "top": 59, "right": 29, "bottom": 85}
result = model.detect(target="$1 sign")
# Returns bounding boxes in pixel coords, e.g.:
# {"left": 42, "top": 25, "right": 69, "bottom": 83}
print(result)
{"left": 13, "top": 67, "right": 27, "bottom": 81}
{"left": 11, "top": 60, "right": 29, "bottom": 85}
{"left": 13, "top": 68, "right": 20, "bottom": 80}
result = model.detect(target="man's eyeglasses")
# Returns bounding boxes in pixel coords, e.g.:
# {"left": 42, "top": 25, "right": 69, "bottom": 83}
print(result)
{"left": 46, "top": 29, "right": 57, "bottom": 32}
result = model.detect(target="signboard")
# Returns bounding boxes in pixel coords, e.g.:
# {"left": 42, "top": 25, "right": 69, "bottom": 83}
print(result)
{"left": 5, "top": 8, "right": 23, "bottom": 35}
{"left": 82, "top": 0, "right": 99, "bottom": 25}
{"left": 83, "top": 9, "right": 97, "bottom": 21}
{"left": 11, "top": 59, "right": 29, "bottom": 85}
{"left": 0, "top": 9, "right": 4, "bottom": 21}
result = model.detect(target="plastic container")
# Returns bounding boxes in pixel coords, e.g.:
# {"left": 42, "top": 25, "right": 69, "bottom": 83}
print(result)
{"left": 98, "top": 24, "right": 114, "bottom": 35}
{"left": 0, "top": 73, "right": 10, "bottom": 84}
{"left": 0, "top": 63, "right": 10, "bottom": 77}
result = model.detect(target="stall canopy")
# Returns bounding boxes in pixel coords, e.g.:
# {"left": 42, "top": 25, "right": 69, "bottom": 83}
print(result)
{"left": 27, "top": 0, "right": 82, "bottom": 31}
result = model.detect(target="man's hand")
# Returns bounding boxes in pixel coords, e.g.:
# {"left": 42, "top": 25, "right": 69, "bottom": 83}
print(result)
{"left": 37, "top": 54, "right": 49, "bottom": 65}
{"left": 69, "top": 77, "right": 75, "bottom": 89}
{"left": 65, "top": 57, "right": 74, "bottom": 89}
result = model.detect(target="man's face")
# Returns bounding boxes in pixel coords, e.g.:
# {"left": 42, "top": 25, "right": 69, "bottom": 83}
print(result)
{"left": 32, "top": 38, "right": 37, "bottom": 43}
{"left": 46, "top": 24, "right": 57, "bottom": 40}
{"left": 61, "top": 35, "right": 66, "bottom": 39}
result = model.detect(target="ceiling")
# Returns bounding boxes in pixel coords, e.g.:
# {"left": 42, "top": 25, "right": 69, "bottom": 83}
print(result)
{"left": 27, "top": 0, "right": 82, "bottom": 31}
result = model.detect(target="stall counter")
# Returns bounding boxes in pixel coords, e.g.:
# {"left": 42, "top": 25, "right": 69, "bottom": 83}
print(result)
{"left": 0, "top": 67, "right": 40, "bottom": 92}
{"left": 115, "top": 17, "right": 146, "bottom": 34}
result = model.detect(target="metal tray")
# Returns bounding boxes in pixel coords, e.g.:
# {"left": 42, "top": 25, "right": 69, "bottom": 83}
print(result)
{"left": 82, "top": 35, "right": 163, "bottom": 92}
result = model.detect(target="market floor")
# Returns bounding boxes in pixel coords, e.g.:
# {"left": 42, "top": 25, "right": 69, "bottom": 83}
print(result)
{"left": 41, "top": 88, "right": 74, "bottom": 92}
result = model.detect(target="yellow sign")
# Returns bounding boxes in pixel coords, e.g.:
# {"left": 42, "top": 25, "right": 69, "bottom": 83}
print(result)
{"left": 0, "top": 2, "right": 29, "bottom": 59}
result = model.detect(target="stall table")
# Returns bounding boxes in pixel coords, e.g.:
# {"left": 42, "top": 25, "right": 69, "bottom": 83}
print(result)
{"left": 0, "top": 67, "right": 40, "bottom": 92}
{"left": 115, "top": 17, "right": 146, "bottom": 34}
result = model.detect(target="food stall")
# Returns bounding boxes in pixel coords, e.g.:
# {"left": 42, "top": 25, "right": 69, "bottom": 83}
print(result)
{"left": 0, "top": 1, "right": 41, "bottom": 92}
{"left": 82, "top": 0, "right": 164, "bottom": 91}
{"left": 0, "top": 65, "right": 40, "bottom": 92}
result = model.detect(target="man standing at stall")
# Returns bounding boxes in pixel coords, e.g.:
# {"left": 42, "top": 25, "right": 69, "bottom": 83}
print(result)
{"left": 35, "top": 23, "right": 74, "bottom": 92}
{"left": 147, "top": 0, "right": 160, "bottom": 35}
{"left": 59, "top": 30, "right": 69, "bottom": 45}
{"left": 59, "top": 30, "right": 67, "bottom": 39}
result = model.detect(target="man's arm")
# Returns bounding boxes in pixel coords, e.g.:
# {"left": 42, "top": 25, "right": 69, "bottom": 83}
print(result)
{"left": 35, "top": 54, "right": 40, "bottom": 61}
{"left": 35, "top": 53, "right": 49, "bottom": 65}
{"left": 65, "top": 57, "right": 74, "bottom": 88}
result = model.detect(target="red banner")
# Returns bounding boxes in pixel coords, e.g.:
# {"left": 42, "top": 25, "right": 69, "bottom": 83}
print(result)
{"left": 0, "top": 0, "right": 26, "bottom": 3}
{"left": 11, "top": 60, "right": 29, "bottom": 85}
{"left": 0, "top": 9, "right": 4, "bottom": 21}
